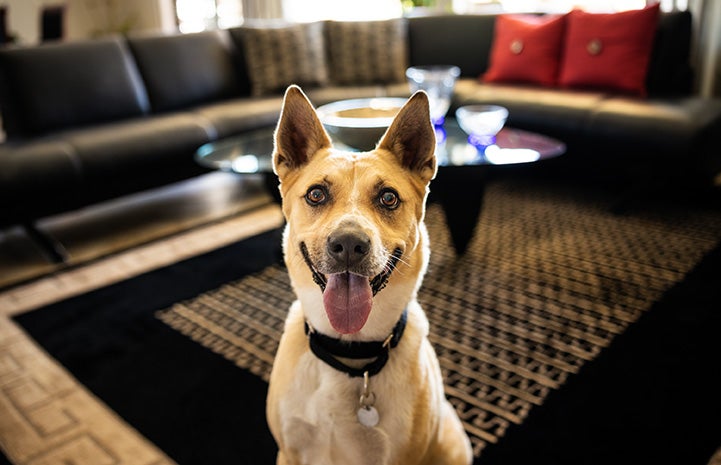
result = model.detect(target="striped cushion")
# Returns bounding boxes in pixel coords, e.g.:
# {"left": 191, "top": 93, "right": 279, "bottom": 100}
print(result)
{"left": 325, "top": 19, "right": 408, "bottom": 85}
{"left": 240, "top": 22, "right": 328, "bottom": 96}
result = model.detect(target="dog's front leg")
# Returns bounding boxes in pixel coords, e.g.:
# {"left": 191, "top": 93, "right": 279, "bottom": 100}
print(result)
{"left": 276, "top": 450, "right": 295, "bottom": 465}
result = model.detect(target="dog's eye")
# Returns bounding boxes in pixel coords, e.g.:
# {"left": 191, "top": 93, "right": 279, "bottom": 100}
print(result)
{"left": 305, "top": 186, "right": 328, "bottom": 206}
{"left": 378, "top": 188, "right": 400, "bottom": 210}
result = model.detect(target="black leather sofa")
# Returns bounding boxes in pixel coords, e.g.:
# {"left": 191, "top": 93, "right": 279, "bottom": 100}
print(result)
{"left": 1, "top": 12, "right": 720, "bottom": 260}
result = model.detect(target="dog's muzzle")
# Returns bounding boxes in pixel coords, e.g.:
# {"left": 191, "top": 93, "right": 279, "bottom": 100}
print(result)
{"left": 299, "top": 242, "right": 402, "bottom": 296}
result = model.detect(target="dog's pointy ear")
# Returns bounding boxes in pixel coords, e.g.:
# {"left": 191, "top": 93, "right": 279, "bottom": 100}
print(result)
{"left": 378, "top": 91, "right": 437, "bottom": 184}
{"left": 273, "top": 85, "right": 332, "bottom": 180}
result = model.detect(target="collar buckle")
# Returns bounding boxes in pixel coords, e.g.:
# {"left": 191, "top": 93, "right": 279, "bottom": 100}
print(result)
{"left": 382, "top": 332, "right": 394, "bottom": 348}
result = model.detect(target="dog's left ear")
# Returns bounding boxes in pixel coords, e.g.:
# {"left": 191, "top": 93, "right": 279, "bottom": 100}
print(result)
{"left": 378, "top": 91, "right": 437, "bottom": 184}
{"left": 273, "top": 85, "right": 332, "bottom": 181}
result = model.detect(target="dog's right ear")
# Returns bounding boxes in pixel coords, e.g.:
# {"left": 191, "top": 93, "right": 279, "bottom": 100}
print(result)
{"left": 273, "top": 85, "right": 332, "bottom": 181}
{"left": 378, "top": 91, "right": 437, "bottom": 184}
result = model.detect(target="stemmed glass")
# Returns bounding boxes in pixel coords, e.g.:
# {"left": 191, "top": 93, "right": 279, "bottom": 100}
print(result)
{"left": 405, "top": 65, "right": 461, "bottom": 126}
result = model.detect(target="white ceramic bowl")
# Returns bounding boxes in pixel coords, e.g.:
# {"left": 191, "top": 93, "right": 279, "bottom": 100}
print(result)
{"left": 455, "top": 105, "right": 509, "bottom": 142}
{"left": 316, "top": 98, "right": 407, "bottom": 151}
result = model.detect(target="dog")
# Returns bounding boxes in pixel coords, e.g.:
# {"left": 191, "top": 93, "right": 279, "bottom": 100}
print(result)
{"left": 266, "top": 85, "right": 473, "bottom": 465}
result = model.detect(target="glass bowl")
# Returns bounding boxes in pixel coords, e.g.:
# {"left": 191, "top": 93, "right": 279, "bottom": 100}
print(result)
{"left": 455, "top": 104, "right": 509, "bottom": 146}
{"left": 405, "top": 65, "right": 460, "bottom": 125}
{"left": 315, "top": 97, "right": 407, "bottom": 151}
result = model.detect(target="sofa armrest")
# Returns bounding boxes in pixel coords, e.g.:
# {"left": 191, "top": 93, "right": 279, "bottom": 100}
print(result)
{"left": 0, "top": 139, "right": 82, "bottom": 224}
{"left": 646, "top": 11, "right": 694, "bottom": 96}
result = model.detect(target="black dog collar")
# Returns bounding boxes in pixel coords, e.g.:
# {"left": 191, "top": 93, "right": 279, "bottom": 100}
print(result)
{"left": 304, "top": 308, "right": 408, "bottom": 378}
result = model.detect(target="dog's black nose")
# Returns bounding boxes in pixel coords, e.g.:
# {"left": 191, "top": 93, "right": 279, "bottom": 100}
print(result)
{"left": 327, "top": 229, "right": 371, "bottom": 267}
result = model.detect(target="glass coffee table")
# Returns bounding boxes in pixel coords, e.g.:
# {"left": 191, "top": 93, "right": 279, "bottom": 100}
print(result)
{"left": 195, "top": 119, "right": 565, "bottom": 254}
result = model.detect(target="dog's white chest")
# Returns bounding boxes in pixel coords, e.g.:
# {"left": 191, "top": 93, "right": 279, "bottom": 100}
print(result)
{"left": 278, "top": 357, "right": 392, "bottom": 465}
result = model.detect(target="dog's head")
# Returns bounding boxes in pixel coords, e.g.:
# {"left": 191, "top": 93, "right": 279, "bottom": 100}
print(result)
{"left": 272, "top": 85, "right": 436, "bottom": 339}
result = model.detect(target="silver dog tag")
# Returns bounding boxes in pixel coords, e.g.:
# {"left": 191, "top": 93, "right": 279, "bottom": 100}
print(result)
{"left": 358, "top": 371, "right": 379, "bottom": 427}
{"left": 357, "top": 405, "right": 379, "bottom": 427}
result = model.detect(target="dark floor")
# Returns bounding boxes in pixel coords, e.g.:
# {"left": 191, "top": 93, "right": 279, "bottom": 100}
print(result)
{"left": 0, "top": 172, "right": 272, "bottom": 291}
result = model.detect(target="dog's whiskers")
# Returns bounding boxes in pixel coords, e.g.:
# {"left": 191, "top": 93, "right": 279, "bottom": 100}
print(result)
{"left": 383, "top": 249, "right": 411, "bottom": 277}
{"left": 393, "top": 256, "right": 411, "bottom": 272}
{"left": 370, "top": 248, "right": 403, "bottom": 295}
{"left": 299, "top": 241, "right": 327, "bottom": 291}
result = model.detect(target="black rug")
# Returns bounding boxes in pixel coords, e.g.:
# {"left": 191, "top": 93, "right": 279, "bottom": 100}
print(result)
{"left": 14, "top": 229, "right": 284, "bottom": 464}
{"left": 13, "top": 178, "right": 721, "bottom": 465}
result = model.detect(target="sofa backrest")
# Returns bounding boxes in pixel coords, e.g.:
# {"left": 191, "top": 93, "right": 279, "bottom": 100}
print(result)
{"left": 0, "top": 37, "right": 149, "bottom": 138}
{"left": 408, "top": 14, "right": 496, "bottom": 79}
{"left": 126, "top": 30, "right": 247, "bottom": 113}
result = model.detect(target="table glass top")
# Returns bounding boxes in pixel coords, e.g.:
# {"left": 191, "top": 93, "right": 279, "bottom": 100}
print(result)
{"left": 195, "top": 119, "right": 565, "bottom": 174}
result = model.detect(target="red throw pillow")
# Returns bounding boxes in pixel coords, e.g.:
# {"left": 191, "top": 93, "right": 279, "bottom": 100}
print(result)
{"left": 558, "top": 4, "right": 660, "bottom": 96}
{"left": 482, "top": 14, "right": 567, "bottom": 87}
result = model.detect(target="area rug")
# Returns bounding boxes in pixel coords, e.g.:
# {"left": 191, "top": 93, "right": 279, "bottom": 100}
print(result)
{"left": 11, "top": 177, "right": 721, "bottom": 465}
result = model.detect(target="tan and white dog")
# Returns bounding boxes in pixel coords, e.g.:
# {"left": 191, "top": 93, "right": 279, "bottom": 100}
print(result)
{"left": 266, "top": 85, "right": 473, "bottom": 465}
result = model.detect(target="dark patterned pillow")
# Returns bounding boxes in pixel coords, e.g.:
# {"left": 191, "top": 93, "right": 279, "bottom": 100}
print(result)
{"left": 239, "top": 22, "right": 328, "bottom": 96}
{"left": 325, "top": 19, "right": 408, "bottom": 85}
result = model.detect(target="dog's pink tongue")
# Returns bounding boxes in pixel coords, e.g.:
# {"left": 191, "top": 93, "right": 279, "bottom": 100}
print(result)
{"left": 323, "top": 272, "right": 373, "bottom": 334}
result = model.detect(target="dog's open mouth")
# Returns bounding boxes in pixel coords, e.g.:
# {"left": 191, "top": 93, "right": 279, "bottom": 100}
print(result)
{"left": 300, "top": 242, "right": 402, "bottom": 334}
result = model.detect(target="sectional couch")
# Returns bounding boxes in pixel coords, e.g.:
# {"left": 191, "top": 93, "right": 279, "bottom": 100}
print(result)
{"left": 1, "top": 11, "right": 720, "bottom": 260}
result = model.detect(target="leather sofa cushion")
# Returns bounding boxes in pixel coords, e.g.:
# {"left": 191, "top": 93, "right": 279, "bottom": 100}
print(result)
{"left": 453, "top": 79, "right": 607, "bottom": 139}
{"left": 586, "top": 97, "right": 721, "bottom": 154}
{"left": 127, "top": 31, "right": 245, "bottom": 113}
{"left": 58, "top": 113, "right": 214, "bottom": 202}
{"left": 194, "top": 97, "right": 284, "bottom": 139}
{"left": 0, "top": 37, "right": 148, "bottom": 138}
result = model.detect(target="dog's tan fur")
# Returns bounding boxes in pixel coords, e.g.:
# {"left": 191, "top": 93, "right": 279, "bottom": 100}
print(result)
{"left": 267, "top": 85, "right": 473, "bottom": 465}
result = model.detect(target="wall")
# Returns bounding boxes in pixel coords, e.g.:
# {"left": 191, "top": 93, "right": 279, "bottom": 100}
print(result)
{"left": 0, "top": 0, "right": 176, "bottom": 45}
{"left": 691, "top": 0, "right": 721, "bottom": 97}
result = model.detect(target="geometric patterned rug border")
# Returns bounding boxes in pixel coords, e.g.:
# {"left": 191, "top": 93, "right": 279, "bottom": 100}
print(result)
{"left": 158, "top": 180, "right": 721, "bottom": 457}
